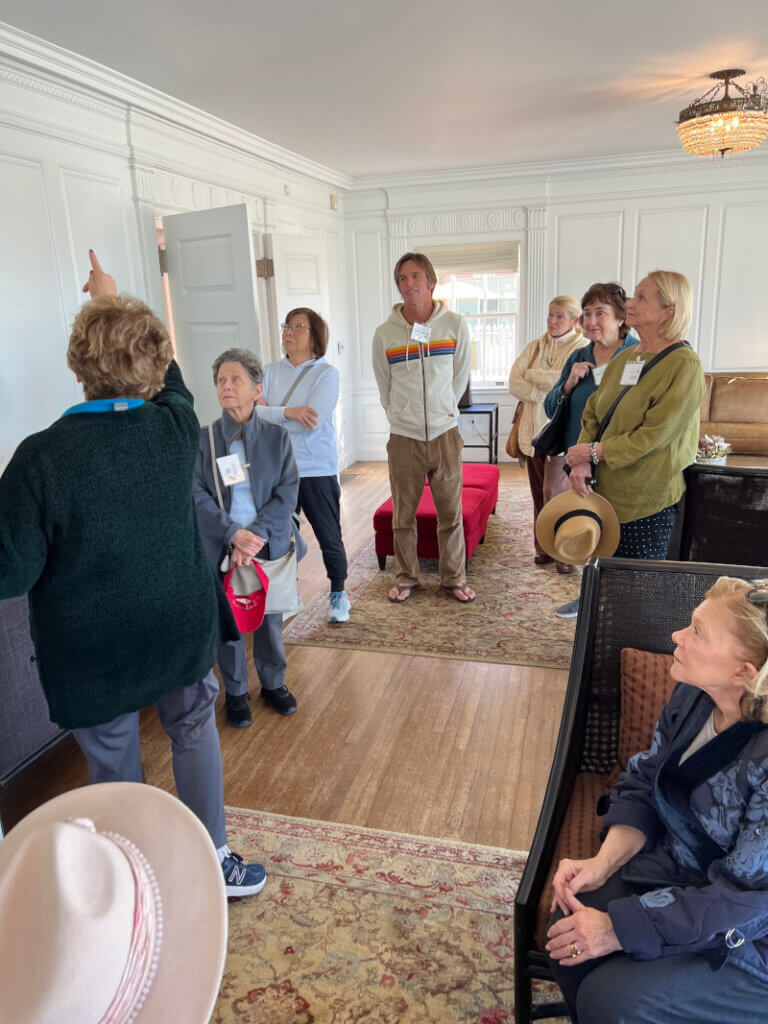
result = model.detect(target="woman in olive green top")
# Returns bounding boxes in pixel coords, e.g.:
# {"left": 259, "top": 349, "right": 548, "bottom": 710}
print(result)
{"left": 565, "top": 270, "right": 704, "bottom": 558}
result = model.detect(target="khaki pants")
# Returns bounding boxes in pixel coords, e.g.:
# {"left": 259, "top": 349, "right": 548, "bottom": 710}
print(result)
{"left": 387, "top": 429, "right": 466, "bottom": 588}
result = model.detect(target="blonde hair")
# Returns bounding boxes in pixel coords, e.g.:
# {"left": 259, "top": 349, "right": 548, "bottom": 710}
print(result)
{"left": 705, "top": 576, "right": 768, "bottom": 723}
{"left": 68, "top": 295, "right": 173, "bottom": 401}
{"left": 549, "top": 295, "right": 582, "bottom": 321}
{"left": 647, "top": 270, "right": 693, "bottom": 341}
{"left": 393, "top": 252, "right": 437, "bottom": 290}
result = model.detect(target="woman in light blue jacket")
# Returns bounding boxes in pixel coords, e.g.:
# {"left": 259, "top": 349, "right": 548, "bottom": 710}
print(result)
{"left": 257, "top": 308, "right": 350, "bottom": 624}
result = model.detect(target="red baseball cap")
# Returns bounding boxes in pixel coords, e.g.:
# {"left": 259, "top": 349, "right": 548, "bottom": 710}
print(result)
{"left": 222, "top": 562, "right": 269, "bottom": 632}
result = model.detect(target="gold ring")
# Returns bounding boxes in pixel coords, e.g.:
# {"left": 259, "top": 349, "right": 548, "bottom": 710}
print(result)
{"left": 570, "top": 942, "right": 581, "bottom": 958}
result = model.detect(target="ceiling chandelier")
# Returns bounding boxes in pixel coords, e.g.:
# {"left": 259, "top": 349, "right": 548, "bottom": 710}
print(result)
{"left": 676, "top": 69, "right": 768, "bottom": 158}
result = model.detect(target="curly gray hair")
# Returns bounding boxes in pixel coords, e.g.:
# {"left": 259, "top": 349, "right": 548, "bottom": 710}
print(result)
{"left": 211, "top": 348, "right": 263, "bottom": 386}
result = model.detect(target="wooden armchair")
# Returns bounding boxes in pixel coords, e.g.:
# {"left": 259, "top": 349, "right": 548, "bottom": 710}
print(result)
{"left": 513, "top": 557, "right": 767, "bottom": 1023}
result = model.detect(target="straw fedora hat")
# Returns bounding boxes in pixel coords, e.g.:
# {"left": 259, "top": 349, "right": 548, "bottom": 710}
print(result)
{"left": 535, "top": 490, "right": 620, "bottom": 566}
{"left": 0, "top": 783, "right": 227, "bottom": 1024}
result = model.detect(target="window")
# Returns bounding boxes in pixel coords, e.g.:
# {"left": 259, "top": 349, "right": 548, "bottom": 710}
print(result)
{"left": 417, "top": 242, "right": 520, "bottom": 388}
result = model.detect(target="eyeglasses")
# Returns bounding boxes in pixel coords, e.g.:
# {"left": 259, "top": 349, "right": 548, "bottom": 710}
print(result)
{"left": 281, "top": 322, "right": 310, "bottom": 332}
{"left": 747, "top": 580, "right": 768, "bottom": 606}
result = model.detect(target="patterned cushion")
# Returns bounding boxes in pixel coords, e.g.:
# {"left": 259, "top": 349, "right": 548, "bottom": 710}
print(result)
{"left": 617, "top": 648, "right": 676, "bottom": 770}
{"left": 534, "top": 769, "right": 621, "bottom": 949}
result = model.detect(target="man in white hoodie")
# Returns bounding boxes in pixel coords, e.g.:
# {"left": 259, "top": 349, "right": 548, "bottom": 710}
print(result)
{"left": 372, "top": 252, "right": 475, "bottom": 603}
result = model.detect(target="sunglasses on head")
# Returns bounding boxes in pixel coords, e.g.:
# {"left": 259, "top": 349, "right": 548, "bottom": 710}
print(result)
{"left": 747, "top": 580, "right": 768, "bottom": 607}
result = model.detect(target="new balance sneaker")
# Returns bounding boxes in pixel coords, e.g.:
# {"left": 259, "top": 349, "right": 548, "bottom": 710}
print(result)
{"left": 261, "top": 685, "right": 298, "bottom": 715}
{"left": 327, "top": 591, "right": 351, "bottom": 624}
{"left": 554, "top": 598, "right": 580, "bottom": 619}
{"left": 221, "top": 852, "right": 266, "bottom": 897}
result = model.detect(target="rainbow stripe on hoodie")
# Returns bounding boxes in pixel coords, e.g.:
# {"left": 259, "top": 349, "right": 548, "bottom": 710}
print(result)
{"left": 386, "top": 339, "right": 457, "bottom": 365}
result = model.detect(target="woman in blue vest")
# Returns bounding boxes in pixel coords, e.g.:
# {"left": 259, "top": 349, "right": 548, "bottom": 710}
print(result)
{"left": 544, "top": 283, "right": 633, "bottom": 619}
{"left": 256, "top": 309, "right": 350, "bottom": 624}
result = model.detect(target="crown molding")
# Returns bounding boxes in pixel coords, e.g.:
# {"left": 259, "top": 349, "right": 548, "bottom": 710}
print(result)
{"left": 0, "top": 21, "right": 352, "bottom": 191}
{"left": 350, "top": 149, "right": 768, "bottom": 194}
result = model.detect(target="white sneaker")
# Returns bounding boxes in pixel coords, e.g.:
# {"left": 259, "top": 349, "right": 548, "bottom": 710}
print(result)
{"left": 327, "top": 591, "right": 350, "bottom": 623}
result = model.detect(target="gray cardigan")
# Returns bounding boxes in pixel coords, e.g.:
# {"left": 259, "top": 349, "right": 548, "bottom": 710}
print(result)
{"left": 193, "top": 406, "right": 301, "bottom": 570}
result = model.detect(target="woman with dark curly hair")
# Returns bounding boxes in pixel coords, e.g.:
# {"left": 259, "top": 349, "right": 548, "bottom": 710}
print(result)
{"left": 544, "top": 282, "right": 634, "bottom": 616}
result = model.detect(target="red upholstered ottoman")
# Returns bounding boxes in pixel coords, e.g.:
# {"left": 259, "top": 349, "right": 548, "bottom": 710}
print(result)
{"left": 459, "top": 463, "right": 499, "bottom": 514}
{"left": 373, "top": 464, "right": 499, "bottom": 571}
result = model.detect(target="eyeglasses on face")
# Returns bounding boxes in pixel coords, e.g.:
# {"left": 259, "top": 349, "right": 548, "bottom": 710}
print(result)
{"left": 281, "top": 322, "right": 310, "bottom": 332}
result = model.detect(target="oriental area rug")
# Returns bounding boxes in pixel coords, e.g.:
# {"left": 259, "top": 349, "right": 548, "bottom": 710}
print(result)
{"left": 284, "top": 478, "right": 578, "bottom": 669}
{"left": 213, "top": 808, "right": 561, "bottom": 1024}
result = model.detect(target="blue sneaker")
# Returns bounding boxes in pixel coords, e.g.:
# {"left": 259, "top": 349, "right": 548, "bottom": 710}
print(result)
{"left": 221, "top": 852, "right": 266, "bottom": 897}
{"left": 327, "top": 590, "right": 350, "bottom": 623}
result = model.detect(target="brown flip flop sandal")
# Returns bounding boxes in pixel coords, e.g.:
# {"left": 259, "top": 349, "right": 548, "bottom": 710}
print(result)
{"left": 441, "top": 584, "right": 476, "bottom": 603}
{"left": 387, "top": 583, "right": 418, "bottom": 603}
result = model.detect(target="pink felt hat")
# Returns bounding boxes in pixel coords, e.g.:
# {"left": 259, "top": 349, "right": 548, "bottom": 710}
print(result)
{"left": 0, "top": 783, "right": 227, "bottom": 1024}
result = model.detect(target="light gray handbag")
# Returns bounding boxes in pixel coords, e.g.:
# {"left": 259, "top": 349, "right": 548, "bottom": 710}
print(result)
{"left": 208, "top": 423, "right": 302, "bottom": 616}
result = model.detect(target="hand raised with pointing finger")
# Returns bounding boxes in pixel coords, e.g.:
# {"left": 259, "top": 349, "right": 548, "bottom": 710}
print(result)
{"left": 82, "top": 250, "right": 118, "bottom": 299}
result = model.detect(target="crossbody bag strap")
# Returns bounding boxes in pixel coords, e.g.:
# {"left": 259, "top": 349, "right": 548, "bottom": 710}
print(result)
{"left": 208, "top": 423, "right": 225, "bottom": 511}
{"left": 279, "top": 363, "right": 317, "bottom": 407}
{"left": 595, "top": 341, "right": 687, "bottom": 443}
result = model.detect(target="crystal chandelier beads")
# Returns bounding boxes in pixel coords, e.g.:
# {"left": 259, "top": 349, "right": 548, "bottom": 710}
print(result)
{"left": 676, "top": 69, "right": 768, "bottom": 158}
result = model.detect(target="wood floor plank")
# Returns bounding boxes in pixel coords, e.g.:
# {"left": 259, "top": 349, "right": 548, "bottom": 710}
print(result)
{"left": 2, "top": 461, "right": 569, "bottom": 851}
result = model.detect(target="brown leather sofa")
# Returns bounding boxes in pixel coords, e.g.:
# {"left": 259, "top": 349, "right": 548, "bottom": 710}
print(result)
{"left": 700, "top": 371, "right": 768, "bottom": 454}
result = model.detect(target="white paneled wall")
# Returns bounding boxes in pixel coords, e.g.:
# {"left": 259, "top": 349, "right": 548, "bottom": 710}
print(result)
{"left": 0, "top": 26, "right": 351, "bottom": 472}
{"left": 713, "top": 201, "right": 768, "bottom": 371}
{"left": 345, "top": 160, "right": 768, "bottom": 461}
{"left": 2, "top": 23, "right": 768, "bottom": 473}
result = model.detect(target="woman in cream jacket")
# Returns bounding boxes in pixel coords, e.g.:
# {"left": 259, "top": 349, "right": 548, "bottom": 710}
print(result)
{"left": 508, "top": 296, "right": 584, "bottom": 572}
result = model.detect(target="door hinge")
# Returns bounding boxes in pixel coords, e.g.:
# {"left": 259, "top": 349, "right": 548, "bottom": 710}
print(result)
{"left": 256, "top": 257, "right": 274, "bottom": 279}
{"left": 158, "top": 247, "right": 168, "bottom": 275}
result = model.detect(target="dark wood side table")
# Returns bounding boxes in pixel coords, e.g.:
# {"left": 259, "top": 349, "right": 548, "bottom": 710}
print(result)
{"left": 459, "top": 403, "right": 499, "bottom": 464}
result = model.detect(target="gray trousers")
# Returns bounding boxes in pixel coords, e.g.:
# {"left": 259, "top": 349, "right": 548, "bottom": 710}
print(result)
{"left": 72, "top": 670, "right": 227, "bottom": 848}
{"left": 217, "top": 611, "right": 286, "bottom": 696}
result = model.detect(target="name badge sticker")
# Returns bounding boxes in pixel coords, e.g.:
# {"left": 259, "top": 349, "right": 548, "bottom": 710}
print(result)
{"left": 591, "top": 364, "right": 607, "bottom": 386}
{"left": 619, "top": 360, "right": 644, "bottom": 387}
{"left": 410, "top": 321, "right": 431, "bottom": 344}
{"left": 216, "top": 454, "right": 247, "bottom": 486}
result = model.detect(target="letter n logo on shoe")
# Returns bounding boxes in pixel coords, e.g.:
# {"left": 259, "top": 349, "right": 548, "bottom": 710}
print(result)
{"left": 228, "top": 864, "right": 247, "bottom": 885}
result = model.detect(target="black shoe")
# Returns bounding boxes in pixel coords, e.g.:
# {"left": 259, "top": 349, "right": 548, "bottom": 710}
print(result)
{"left": 261, "top": 685, "right": 298, "bottom": 715}
{"left": 225, "top": 693, "right": 252, "bottom": 728}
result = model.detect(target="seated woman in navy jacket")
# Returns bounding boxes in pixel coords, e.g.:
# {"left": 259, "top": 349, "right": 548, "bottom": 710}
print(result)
{"left": 546, "top": 576, "right": 768, "bottom": 1024}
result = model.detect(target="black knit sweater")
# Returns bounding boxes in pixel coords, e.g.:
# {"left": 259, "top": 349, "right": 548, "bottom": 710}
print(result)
{"left": 0, "top": 362, "right": 238, "bottom": 728}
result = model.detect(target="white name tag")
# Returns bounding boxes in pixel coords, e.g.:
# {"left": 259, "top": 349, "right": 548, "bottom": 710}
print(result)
{"left": 591, "top": 364, "right": 607, "bottom": 386}
{"left": 216, "top": 454, "right": 246, "bottom": 486}
{"left": 619, "top": 360, "right": 644, "bottom": 387}
{"left": 410, "top": 321, "right": 431, "bottom": 344}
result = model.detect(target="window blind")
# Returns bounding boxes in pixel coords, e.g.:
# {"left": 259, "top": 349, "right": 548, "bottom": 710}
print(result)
{"left": 415, "top": 241, "right": 519, "bottom": 276}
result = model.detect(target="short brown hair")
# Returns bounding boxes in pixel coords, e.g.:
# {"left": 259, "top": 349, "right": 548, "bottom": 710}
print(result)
{"left": 393, "top": 252, "right": 437, "bottom": 290}
{"left": 580, "top": 282, "right": 630, "bottom": 339}
{"left": 284, "top": 307, "right": 328, "bottom": 358}
{"left": 68, "top": 295, "right": 173, "bottom": 401}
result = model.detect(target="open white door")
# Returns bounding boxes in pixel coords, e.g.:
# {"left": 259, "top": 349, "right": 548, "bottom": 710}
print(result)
{"left": 268, "top": 233, "right": 329, "bottom": 339}
{"left": 163, "top": 204, "right": 261, "bottom": 426}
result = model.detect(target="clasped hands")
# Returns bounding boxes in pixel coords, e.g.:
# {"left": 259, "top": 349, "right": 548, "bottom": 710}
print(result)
{"left": 231, "top": 529, "right": 266, "bottom": 568}
{"left": 545, "top": 856, "right": 622, "bottom": 967}
{"left": 565, "top": 443, "right": 594, "bottom": 499}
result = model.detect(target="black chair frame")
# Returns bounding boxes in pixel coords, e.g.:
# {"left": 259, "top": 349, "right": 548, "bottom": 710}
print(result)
{"left": 513, "top": 557, "right": 768, "bottom": 1024}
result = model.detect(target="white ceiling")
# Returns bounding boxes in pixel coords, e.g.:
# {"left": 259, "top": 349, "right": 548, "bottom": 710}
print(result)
{"left": 2, "top": 0, "right": 767, "bottom": 178}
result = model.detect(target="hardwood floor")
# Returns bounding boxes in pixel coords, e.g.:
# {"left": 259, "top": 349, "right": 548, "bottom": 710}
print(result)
{"left": 2, "top": 462, "right": 569, "bottom": 851}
